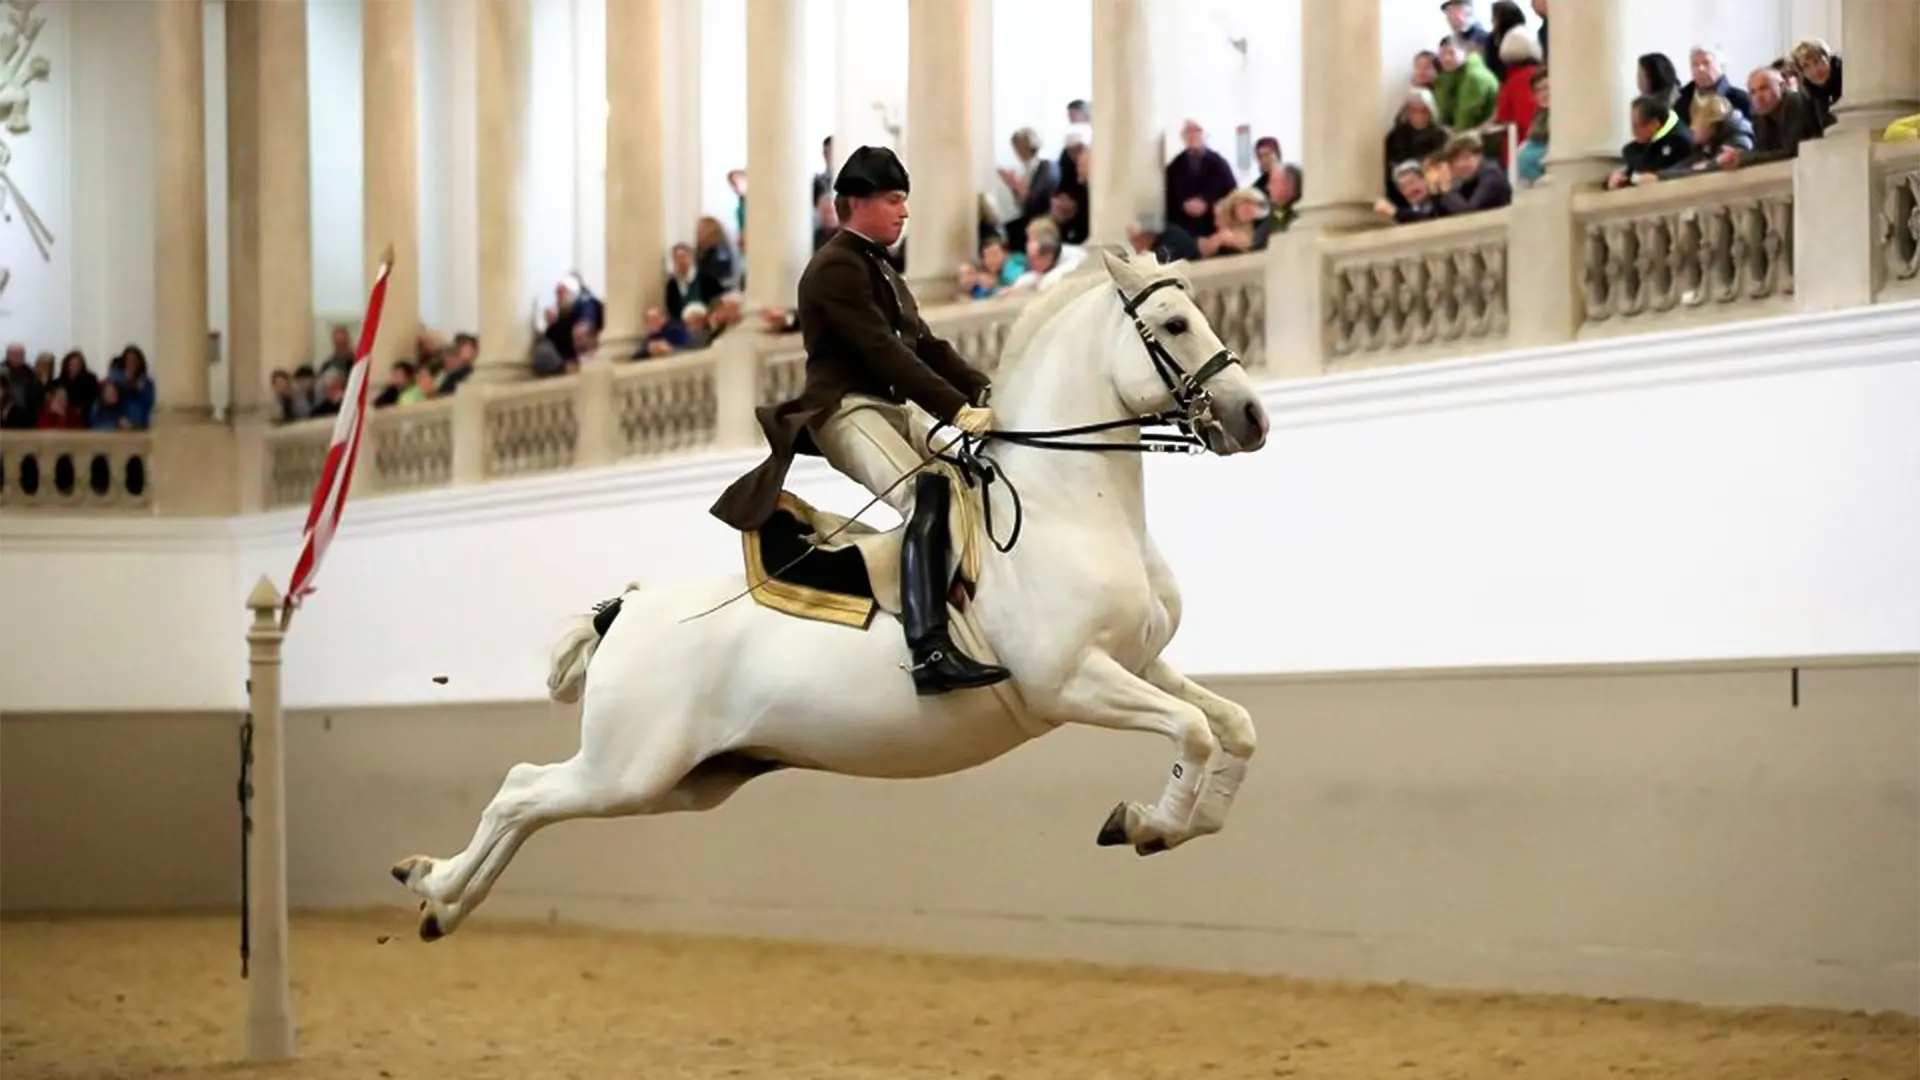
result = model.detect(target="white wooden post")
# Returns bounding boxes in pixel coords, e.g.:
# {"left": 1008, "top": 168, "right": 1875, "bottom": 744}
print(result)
{"left": 244, "top": 576, "right": 296, "bottom": 1061}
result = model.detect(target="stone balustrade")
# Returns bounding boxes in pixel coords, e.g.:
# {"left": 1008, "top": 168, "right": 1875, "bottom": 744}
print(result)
{"left": 8, "top": 150, "right": 1917, "bottom": 517}
{"left": 1876, "top": 140, "right": 1920, "bottom": 304}
{"left": 0, "top": 430, "right": 154, "bottom": 512}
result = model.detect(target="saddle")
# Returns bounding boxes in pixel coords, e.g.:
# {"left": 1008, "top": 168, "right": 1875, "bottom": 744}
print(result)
{"left": 739, "top": 473, "right": 1050, "bottom": 738}
{"left": 740, "top": 466, "right": 983, "bottom": 630}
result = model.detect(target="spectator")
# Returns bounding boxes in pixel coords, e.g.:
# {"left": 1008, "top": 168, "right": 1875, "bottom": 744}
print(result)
{"left": 1434, "top": 132, "right": 1513, "bottom": 213}
{"left": 1790, "top": 39, "right": 1843, "bottom": 130}
{"left": 1665, "top": 93, "right": 1753, "bottom": 176}
{"left": 1164, "top": 119, "right": 1238, "bottom": 238}
{"left": 374, "top": 360, "right": 413, "bottom": 407}
{"left": 1515, "top": 67, "right": 1551, "bottom": 185}
{"left": 962, "top": 235, "right": 1026, "bottom": 300}
{"left": 1251, "top": 136, "right": 1284, "bottom": 194}
{"left": 694, "top": 215, "right": 738, "bottom": 290}
{"left": 1607, "top": 95, "right": 1695, "bottom": 188}
{"left": 1375, "top": 160, "right": 1445, "bottom": 224}
{"left": 55, "top": 350, "right": 98, "bottom": 417}
{"left": 1637, "top": 52, "right": 1683, "bottom": 111}
{"left": 532, "top": 272, "right": 605, "bottom": 374}
{"left": 1, "top": 342, "right": 35, "bottom": 428}
{"left": 36, "top": 385, "right": 82, "bottom": 429}
{"left": 1677, "top": 45, "right": 1755, "bottom": 124}
{"left": 1411, "top": 49, "right": 1440, "bottom": 92}
{"left": 438, "top": 333, "right": 477, "bottom": 395}
{"left": 1435, "top": 36, "right": 1500, "bottom": 131}
{"left": 310, "top": 368, "right": 346, "bottom": 418}
{"left": 1495, "top": 26, "right": 1544, "bottom": 139}
{"left": 1386, "top": 89, "right": 1451, "bottom": 202}
{"left": 998, "top": 126, "right": 1059, "bottom": 253}
{"left": 665, "top": 242, "right": 724, "bottom": 322}
{"left": 679, "top": 303, "right": 715, "bottom": 349}
{"left": 317, "top": 324, "right": 355, "bottom": 385}
{"left": 1485, "top": 1, "right": 1530, "bottom": 81}
{"left": 1197, "top": 188, "right": 1268, "bottom": 259}
{"left": 108, "top": 345, "right": 155, "bottom": 429}
{"left": 637, "top": 306, "right": 691, "bottom": 357}
{"left": 1441, "top": 1, "right": 1497, "bottom": 76}
{"left": 89, "top": 380, "right": 132, "bottom": 431}
{"left": 1008, "top": 220, "right": 1084, "bottom": 293}
{"left": 1262, "top": 164, "right": 1303, "bottom": 234}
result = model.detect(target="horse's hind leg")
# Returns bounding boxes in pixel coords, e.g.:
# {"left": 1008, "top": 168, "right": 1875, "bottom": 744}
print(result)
{"left": 393, "top": 707, "right": 712, "bottom": 939}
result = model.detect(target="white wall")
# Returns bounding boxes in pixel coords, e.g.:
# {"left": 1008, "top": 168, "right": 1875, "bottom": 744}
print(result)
{"left": 0, "top": 0, "right": 72, "bottom": 356}
{"left": 12, "top": 303, "right": 1916, "bottom": 714}
{"left": 308, "top": 0, "right": 365, "bottom": 320}
{"left": 2, "top": 0, "right": 164, "bottom": 374}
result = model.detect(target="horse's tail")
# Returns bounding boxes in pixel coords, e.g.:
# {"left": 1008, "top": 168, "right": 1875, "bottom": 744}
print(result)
{"left": 546, "top": 583, "right": 639, "bottom": 704}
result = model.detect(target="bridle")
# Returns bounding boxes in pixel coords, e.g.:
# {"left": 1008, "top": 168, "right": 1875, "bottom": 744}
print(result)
{"left": 944, "top": 274, "right": 1247, "bottom": 552}
{"left": 981, "top": 274, "right": 1244, "bottom": 456}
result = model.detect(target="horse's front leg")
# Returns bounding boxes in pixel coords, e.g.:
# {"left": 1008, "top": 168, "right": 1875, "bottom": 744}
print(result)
{"left": 1141, "top": 657, "right": 1256, "bottom": 842}
{"left": 1043, "top": 651, "right": 1218, "bottom": 855}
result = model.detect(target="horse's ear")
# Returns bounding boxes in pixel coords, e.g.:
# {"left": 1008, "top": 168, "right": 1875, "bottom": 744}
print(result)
{"left": 1099, "top": 246, "right": 1146, "bottom": 293}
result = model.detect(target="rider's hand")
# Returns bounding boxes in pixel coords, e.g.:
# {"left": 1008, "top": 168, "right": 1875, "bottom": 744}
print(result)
{"left": 953, "top": 405, "right": 993, "bottom": 435}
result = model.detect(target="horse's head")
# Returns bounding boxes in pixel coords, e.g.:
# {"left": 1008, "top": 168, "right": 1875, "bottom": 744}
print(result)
{"left": 1097, "top": 248, "right": 1268, "bottom": 455}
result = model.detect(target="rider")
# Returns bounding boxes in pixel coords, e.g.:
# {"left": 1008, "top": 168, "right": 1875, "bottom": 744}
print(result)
{"left": 709, "top": 145, "right": 1012, "bottom": 697}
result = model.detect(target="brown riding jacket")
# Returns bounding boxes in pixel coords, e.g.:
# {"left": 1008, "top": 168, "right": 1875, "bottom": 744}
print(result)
{"left": 708, "top": 229, "right": 991, "bottom": 532}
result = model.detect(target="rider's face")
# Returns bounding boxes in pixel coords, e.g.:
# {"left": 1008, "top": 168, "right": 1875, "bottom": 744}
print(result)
{"left": 855, "top": 191, "right": 910, "bottom": 245}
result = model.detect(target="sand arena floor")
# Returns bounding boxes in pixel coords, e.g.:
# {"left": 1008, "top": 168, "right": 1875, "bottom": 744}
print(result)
{"left": 1, "top": 911, "right": 1914, "bottom": 1080}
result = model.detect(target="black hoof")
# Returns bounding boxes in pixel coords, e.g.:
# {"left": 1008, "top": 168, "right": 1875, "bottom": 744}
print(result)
{"left": 1134, "top": 838, "right": 1170, "bottom": 857}
{"left": 419, "top": 913, "right": 444, "bottom": 942}
{"left": 390, "top": 864, "right": 410, "bottom": 885}
{"left": 1095, "top": 803, "right": 1131, "bottom": 847}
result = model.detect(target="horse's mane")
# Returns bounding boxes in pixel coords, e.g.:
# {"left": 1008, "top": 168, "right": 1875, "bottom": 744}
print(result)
{"left": 994, "top": 248, "right": 1192, "bottom": 379}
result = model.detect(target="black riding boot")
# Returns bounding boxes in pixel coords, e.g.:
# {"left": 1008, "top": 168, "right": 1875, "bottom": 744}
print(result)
{"left": 900, "top": 471, "right": 1011, "bottom": 695}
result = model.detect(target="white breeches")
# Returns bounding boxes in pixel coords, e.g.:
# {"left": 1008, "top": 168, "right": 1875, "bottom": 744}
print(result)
{"left": 812, "top": 395, "right": 938, "bottom": 518}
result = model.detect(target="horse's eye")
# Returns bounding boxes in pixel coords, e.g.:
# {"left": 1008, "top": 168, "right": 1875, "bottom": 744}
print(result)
{"left": 1165, "top": 318, "right": 1189, "bottom": 335}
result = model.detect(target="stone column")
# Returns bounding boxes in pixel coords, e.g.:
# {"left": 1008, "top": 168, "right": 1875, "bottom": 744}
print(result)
{"left": 1794, "top": 0, "right": 1920, "bottom": 311}
{"left": 1293, "top": 0, "right": 1382, "bottom": 230}
{"left": 660, "top": 0, "right": 704, "bottom": 246}
{"left": 153, "top": 0, "right": 234, "bottom": 516}
{"left": 1541, "top": 0, "right": 1628, "bottom": 179}
{"left": 474, "top": 0, "right": 530, "bottom": 379}
{"left": 1264, "top": 0, "right": 1384, "bottom": 379}
{"left": 226, "top": 0, "right": 312, "bottom": 422}
{"left": 154, "top": 0, "right": 211, "bottom": 423}
{"left": 743, "top": 0, "right": 813, "bottom": 312}
{"left": 604, "top": 0, "right": 667, "bottom": 341}
{"left": 362, "top": 0, "right": 421, "bottom": 376}
{"left": 1831, "top": 0, "right": 1920, "bottom": 135}
{"left": 1508, "top": 0, "right": 1627, "bottom": 347}
{"left": 1088, "top": 0, "right": 1161, "bottom": 245}
{"left": 904, "top": 0, "right": 978, "bottom": 303}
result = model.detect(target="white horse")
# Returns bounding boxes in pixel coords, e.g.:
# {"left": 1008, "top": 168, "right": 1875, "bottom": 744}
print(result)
{"left": 392, "top": 248, "right": 1272, "bottom": 940}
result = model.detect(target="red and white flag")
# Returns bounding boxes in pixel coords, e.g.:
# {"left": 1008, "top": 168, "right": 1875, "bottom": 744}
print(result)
{"left": 282, "top": 248, "right": 394, "bottom": 621}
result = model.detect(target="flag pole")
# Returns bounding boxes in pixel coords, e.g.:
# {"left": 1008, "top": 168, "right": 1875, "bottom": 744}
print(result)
{"left": 278, "top": 245, "right": 396, "bottom": 633}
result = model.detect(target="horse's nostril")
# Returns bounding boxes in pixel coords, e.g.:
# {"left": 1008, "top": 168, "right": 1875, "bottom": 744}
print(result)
{"left": 1244, "top": 402, "right": 1268, "bottom": 435}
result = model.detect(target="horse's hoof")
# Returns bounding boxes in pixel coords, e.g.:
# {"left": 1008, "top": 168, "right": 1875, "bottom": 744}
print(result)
{"left": 1095, "top": 802, "right": 1131, "bottom": 847}
{"left": 1134, "top": 838, "right": 1170, "bottom": 857}
{"left": 391, "top": 855, "right": 431, "bottom": 889}
{"left": 419, "top": 913, "right": 444, "bottom": 942}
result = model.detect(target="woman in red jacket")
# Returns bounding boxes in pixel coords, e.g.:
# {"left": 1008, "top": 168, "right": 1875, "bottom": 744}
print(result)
{"left": 1495, "top": 25, "right": 1545, "bottom": 146}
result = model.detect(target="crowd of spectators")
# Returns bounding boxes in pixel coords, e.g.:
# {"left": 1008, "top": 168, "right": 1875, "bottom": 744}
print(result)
{"left": 1, "top": 342, "right": 155, "bottom": 431}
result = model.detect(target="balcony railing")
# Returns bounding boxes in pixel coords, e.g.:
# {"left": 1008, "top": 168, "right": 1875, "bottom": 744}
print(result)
{"left": 4, "top": 139, "right": 1910, "bottom": 517}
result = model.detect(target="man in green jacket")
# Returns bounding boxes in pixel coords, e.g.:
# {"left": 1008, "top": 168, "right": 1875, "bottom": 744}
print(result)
{"left": 1434, "top": 37, "right": 1500, "bottom": 131}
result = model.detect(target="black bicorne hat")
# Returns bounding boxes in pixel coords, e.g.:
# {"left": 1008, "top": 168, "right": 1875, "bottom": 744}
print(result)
{"left": 833, "top": 145, "right": 911, "bottom": 197}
